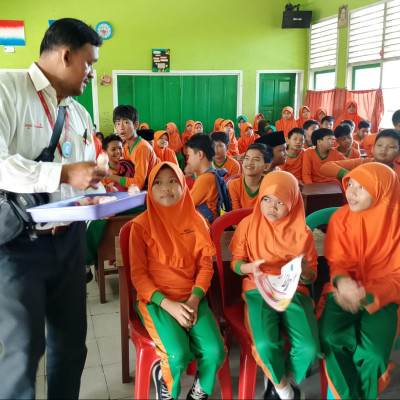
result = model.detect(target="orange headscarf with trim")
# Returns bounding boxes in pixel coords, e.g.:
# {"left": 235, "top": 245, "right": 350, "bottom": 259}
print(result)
{"left": 132, "top": 162, "right": 215, "bottom": 266}
{"left": 181, "top": 120, "right": 195, "bottom": 144}
{"left": 237, "top": 122, "right": 260, "bottom": 154}
{"left": 153, "top": 131, "right": 178, "bottom": 164}
{"left": 314, "top": 107, "right": 327, "bottom": 123}
{"left": 333, "top": 100, "right": 366, "bottom": 129}
{"left": 296, "top": 105, "right": 311, "bottom": 128}
{"left": 275, "top": 106, "right": 298, "bottom": 138}
{"left": 213, "top": 118, "right": 224, "bottom": 132}
{"left": 165, "top": 122, "right": 182, "bottom": 153}
{"left": 253, "top": 113, "right": 265, "bottom": 131}
{"left": 139, "top": 123, "right": 149, "bottom": 129}
{"left": 220, "top": 119, "right": 239, "bottom": 156}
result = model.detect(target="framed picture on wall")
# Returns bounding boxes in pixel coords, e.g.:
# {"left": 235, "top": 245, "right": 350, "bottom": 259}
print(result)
{"left": 338, "top": 5, "right": 348, "bottom": 28}
{"left": 152, "top": 49, "right": 170, "bottom": 72}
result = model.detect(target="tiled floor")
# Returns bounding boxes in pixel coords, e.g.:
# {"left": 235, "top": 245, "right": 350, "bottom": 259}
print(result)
{"left": 35, "top": 265, "right": 400, "bottom": 399}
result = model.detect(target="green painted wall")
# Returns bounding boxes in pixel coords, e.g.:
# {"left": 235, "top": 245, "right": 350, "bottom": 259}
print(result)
{"left": 1, "top": 0, "right": 380, "bottom": 132}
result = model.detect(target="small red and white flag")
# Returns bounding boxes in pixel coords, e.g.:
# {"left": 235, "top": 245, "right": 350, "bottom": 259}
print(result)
{"left": 0, "top": 20, "right": 26, "bottom": 46}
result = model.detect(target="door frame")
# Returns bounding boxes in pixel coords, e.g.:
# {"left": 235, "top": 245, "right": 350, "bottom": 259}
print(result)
{"left": 255, "top": 70, "right": 304, "bottom": 119}
{"left": 112, "top": 69, "right": 243, "bottom": 117}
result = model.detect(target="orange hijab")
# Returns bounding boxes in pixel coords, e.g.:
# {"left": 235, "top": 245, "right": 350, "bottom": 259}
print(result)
{"left": 325, "top": 163, "right": 400, "bottom": 313}
{"left": 253, "top": 113, "right": 265, "bottom": 131}
{"left": 153, "top": 131, "right": 177, "bottom": 163}
{"left": 275, "top": 106, "right": 298, "bottom": 138}
{"left": 235, "top": 171, "right": 316, "bottom": 275}
{"left": 220, "top": 119, "right": 239, "bottom": 156}
{"left": 139, "top": 123, "right": 149, "bottom": 129}
{"left": 296, "top": 105, "right": 311, "bottom": 128}
{"left": 314, "top": 107, "right": 327, "bottom": 123}
{"left": 165, "top": 122, "right": 182, "bottom": 152}
{"left": 237, "top": 122, "right": 260, "bottom": 154}
{"left": 132, "top": 162, "right": 215, "bottom": 266}
{"left": 181, "top": 120, "right": 195, "bottom": 144}
{"left": 333, "top": 100, "right": 365, "bottom": 129}
{"left": 213, "top": 118, "right": 224, "bottom": 132}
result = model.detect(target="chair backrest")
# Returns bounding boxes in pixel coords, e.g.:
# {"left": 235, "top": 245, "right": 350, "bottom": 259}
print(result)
{"left": 210, "top": 208, "right": 252, "bottom": 310}
{"left": 185, "top": 176, "right": 196, "bottom": 190}
{"left": 305, "top": 207, "right": 340, "bottom": 231}
{"left": 225, "top": 174, "right": 242, "bottom": 187}
{"left": 336, "top": 178, "right": 348, "bottom": 205}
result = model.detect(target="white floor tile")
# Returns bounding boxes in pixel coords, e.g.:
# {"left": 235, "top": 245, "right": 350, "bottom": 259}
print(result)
{"left": 98, "top": 334, "right": 122, "bottom": 365}
{"left": 85, "top": 338, "right": 102, "bottom": 368}
{"left": 88, "top": 295, "right": 120, "bottom": 316}
{"left": 103, "top": 363, "right": 135, "bottom": 399}
{"left": 87, "top": 316, "right": 95, "bottom": 340}
{"left": 79, "top": 366, "right": 109, "bottom": 400}
{"left": 92, "top": 312, "right": 121, "bottom": 338}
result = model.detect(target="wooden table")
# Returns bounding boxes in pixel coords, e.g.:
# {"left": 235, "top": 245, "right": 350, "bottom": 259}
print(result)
{"left": 302, "top": 181, "right": 344, "bottom": 216}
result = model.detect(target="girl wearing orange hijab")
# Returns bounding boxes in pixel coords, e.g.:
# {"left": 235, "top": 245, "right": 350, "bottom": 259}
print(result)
{"left": 213, "top": 117, "right": 224, "bottom": 132}
{"left": 296, "top": 105, "right": 311, "bottom": 128}
{"left": 275, "top": 106, "right": 298, "bottom": 138}
{"left": 319, "top": 163, "right": 400, "bottom": 400}
{"left": 153, "top": 131, "right": 179, "bottom": 165}
{"left": 314, "top": 106, "right": 327, "bottom": 123}
{"left": 130, "top": 162, "right": 226, "bottom": 400}
{"left": 220, "top": 119, "right": 239, "bottom": 157}
{"left": 139, "top": 122, "right": 149, "bottom": 129}
{"left": 237, "top": 122, "right": 260, "bottom": 155}
{"left": 181, "top": 120, "right": 195, "bottom": 145}
{"left": 230, "top": 171, "right": 319, "bottom": 400}
{"left": 333, "top": 100, "right": 366, "bottom": 130}
{"left": 165, "top": 122, "right": 182, "bottom": 153}
{"left": 253, "top": 113, "right": 265, "bottom": 131}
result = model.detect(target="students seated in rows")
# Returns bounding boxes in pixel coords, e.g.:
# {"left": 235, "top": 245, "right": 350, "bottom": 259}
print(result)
{"left": 255, "top": 131, "right": 288, "bottom": 172}
{"left": 334, "top": 100, "right": 365, "bottom": 130}
{"left": 353, "top": 120, "right": 371, "bottom": 153}
{"left": 303, "top": 119, "right": 319, "bottom": 149}
{"left": 302, "top": 128, "right": 345, "bottom": 184}
{"left": 320, "top": 116, "right": 335, "bottom": 130}
{"left": 321, "top": 129, "right": 400, "bottom": 180}
{"left": 220, "top": 119, "right": 239, "bottom": 157}
{"left": 314, "top": 107, "right": 327, "bottom": 124}
{"left": 185, "top": 133, "right": 219, "bottom": 225}
{"left": 211, "top": 131, "right": 241, "bottom": 177}
{"left": 113, "top": 105, "right": 159, "bottom": 190}
{"left": 280, "top": 127, "right": 305, "bottom": 182}
{"left": 296, "top": 105, "right": 311, "bottom": 128}
{"left": 334, "top": 124, "right": 360, "bottom": 159}
{"left": 275, "top": 106, "right": 298, "bottom": 138}
{"left": 319, "top": 163, "right": 400, "bottom": 400}
{"left": 228, "top": 143, "right": 273, "bottom": 210}
{"left": 237, "top": 122, "right": 260, "bottom": 156}
{"left": 153, "top": 131, "right": 179, "bottom": 165}
{"left": 130, "top": 162, "right": 226, "bottom": 400}
{"left": 230, "top": 171, "right": 320, "bottom": 400}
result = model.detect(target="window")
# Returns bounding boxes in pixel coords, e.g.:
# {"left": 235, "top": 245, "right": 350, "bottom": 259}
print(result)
{"left": 352, "top": 64, "right": 380, "bottom": 90}
{"left": 381, "top": 60, "right": 400, "bottom": 127}
{"left": 309, "top": 17, "right": 338, "bottom": 90}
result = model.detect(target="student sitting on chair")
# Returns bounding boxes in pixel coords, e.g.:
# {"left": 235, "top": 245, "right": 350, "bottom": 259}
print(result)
{"left": 334, "top": 124, "right": 360, "bottom": 159}
{"left": 211, "top": 131, "right": 242, "bottom": 178}
{"left": 303, "top": 119, "right": 319, "bottom": 149}
{"left": 280, "top": 127, "right": 306, "bottom": 182}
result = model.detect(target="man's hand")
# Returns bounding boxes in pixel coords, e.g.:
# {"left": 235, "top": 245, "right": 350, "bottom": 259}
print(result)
{"left": 160, "top": 298, "right": 194, "bottom": 329}
{"left": 334, "top": 277, "right": 366, "bottom": 313}
{"left": 61, "top": 162, "right": 109, "bottom": 190}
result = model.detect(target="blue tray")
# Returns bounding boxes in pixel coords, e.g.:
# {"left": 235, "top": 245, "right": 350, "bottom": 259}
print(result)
{"left": 27, "top": 191, "right": 147, "bottom": 223}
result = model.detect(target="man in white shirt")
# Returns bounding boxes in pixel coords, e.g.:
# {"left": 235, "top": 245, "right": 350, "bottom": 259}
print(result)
{"left": 0, "top": 18, "right": 107, "bottom": 398}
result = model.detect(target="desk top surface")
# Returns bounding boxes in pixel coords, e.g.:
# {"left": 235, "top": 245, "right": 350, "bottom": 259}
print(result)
{"left": 302, "top": 181, "right": 342, "bottom": 196}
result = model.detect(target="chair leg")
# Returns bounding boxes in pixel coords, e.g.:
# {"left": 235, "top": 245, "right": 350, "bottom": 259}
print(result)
{"left": 186, "top": 359, "right": 197, "bottom": 376}
{"left": 98, "top": 258, "right": 106, "bottom": 304}
{"left": 238, "top": 345, "right": 258, "bottom": 400}
{"left": 118, "top": 266, "right": 130, "bottom": 383}
{"left": 134, "top": 347, "right": 159, "bottom": 400}
{"left": 319, "top": 359, "right": 328, "bottom": 400}
{"left": 217, "top": 353, "right": 233, "bottom": 400}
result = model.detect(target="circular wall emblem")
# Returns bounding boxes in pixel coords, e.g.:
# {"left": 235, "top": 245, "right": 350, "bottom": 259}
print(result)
{"left": 95, "top": 22, "right": 113, "bottom": 40}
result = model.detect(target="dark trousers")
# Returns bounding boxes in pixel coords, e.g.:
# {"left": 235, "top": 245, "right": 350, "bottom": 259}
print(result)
{"left": 0, "top": 222, "right": 87, "bottom": 399}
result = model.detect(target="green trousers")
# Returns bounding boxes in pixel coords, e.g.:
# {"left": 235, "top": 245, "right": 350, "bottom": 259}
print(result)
{"left": 138, "top": 298, "right": 226, "bottom": 398}
{"left": 319, "top": 293, "right": 399, "bottom": 399}
{"left": 244, "top": 290, "right": 320, "bottom": 385}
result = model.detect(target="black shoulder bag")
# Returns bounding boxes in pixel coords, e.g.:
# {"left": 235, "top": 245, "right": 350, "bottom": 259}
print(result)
{"left": 0, "top": 106, "right": 66, "bottom": 245}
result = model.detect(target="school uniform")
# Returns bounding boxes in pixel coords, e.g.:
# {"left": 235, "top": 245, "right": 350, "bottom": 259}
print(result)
{"left": 154, "top": 131, "right": 179, "bottom": 165}
{"left": 333, "top": 100, "right": 366, "bottom": 130}
{"left": 336, "top": 145, "right": 360, "bottom": 159}
{"left": 296, "top": 106, "right": 311, "bottom": 128}
{"left": 237, "top": 122, "right": 260, "bottom": 155}
{"left": 275, "top": 107, "right": 298, "bottom": 138}
{"left": 220, "top": 120, "right": 239, "bottom": 157}
{"left": 230, "top": 171, "right": 320, "bottom": 386}
{"left": 318, "top": 163, "right": 400, "bottom": 399}
{"left": 130, "top": 162, "right": 225, "bottom": 398}
{"left": 213, "top": 156, "right": 242, "bottom": 178}
{"left": 280, "top": 149, "right": 304, "bottom": 181}
{"left": 228, "top": 175, "right": 262, "bottom": 210}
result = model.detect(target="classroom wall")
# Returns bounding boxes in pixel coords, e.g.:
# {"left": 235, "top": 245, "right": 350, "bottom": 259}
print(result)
{"left": 1, "top": 0, "right": 380, "bottom": 132}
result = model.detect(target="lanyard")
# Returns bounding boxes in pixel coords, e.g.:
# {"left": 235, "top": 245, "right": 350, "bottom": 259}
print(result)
{"left": 36, "top": 91, "right": 69, "bottom": 156}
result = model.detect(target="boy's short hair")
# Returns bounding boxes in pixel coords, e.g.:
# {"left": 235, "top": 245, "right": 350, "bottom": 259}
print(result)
{"left": 113, "top": 105, "right": 139, "bottom": 123}
{"left": 40, "top": 18, "right": 102, "bottom": 55}
{"left": 288, "top": 127, "right": 305, "bottom": 139}
{"left": 311, "top": 128, "right": 334, "bottom": 147}
{"left": 102, "top": 134, "right": 122, "bottom": 150}
{"left": 376, "top": 129, "right": 400, "bottom": 147}
{"left": 303, "top": 119, "right": 319, "bottom": 130}
{"left": 321, "top": 116, "right": 335, "bottom": 124}
{"left": 246, "top": 143, "right": 273, "bottom": 164}
{"left": 211, "top": 131, "right": 230, "bottom": 147}
{"left": 185, "top": 133, "right": 216, "bottom": 161}
{"left": 392, "top": 110, "right": 400, "bottom": 126}
{"left": 358, "top": 120, "right": 372, "bottom": 129}
{"left": 334, "top": 124, "right": 352, "bottom": 138}
{"left": 341, "top": 119, "right": 355, "bottom": 129}
{"left": 96, "top": 132, "right": 104, "bottom": 140}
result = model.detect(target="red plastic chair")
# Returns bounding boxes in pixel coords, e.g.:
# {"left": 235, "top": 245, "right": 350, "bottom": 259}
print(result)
{"left": 185, "top": 176, "right": 196, "bottom": 189}
{"left": 225, "top": 174, "right": 242, "bottom": 186}
{"left": 119, "top": 221, "right": 232, "bottom": 399}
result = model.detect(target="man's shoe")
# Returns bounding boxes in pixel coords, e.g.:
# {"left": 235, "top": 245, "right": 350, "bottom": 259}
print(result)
{"left": 186, "top": 373, "right": 208, "bottom": 400}
{"left": 152, "top": 362, "right": 173, "bottom": 400}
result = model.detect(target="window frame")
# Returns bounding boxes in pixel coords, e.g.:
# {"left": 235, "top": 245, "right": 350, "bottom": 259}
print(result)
{"left": 314, "top": 69, "right": 336, "bottom": 90}
{"left": 351, "top": 63, "right": 381, "bottom": 90}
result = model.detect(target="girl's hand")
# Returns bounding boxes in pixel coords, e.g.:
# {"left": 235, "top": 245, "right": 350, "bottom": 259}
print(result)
{"left": 185, "top": 295, "right": 200, "bottom": 326}
{"left": 301, "top": 258, "right": 312, "bottom": 281}
{"left": 160, "top": 298, "right": 194, "bottom": 329}
{"left": 334, "top": 277, "right": 366, "bottom": 313}
{"left": 240, "top": 259, "right": 265, "bottom": 278}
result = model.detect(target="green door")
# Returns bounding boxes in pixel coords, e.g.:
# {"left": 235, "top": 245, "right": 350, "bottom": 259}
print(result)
{"left": 258, "top": 73, "right": 296, "bottom": 125}
{"left": 116, "top": 74, "right": 238, "bottom": 133}
{"left": 72, "top": 79, "right": 94, "bottom": 124}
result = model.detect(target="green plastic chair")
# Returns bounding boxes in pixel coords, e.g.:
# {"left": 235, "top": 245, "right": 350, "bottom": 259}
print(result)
{"left": 305, "top": 207, "right": 340, "bottom": 231}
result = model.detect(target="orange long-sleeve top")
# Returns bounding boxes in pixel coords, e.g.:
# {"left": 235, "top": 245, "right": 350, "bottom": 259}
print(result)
{"left": 320, "top": 157, "right": 400, "bottom": 180}
{"left": 279, "top": 149, "right": 304, "bottom": 181}
{"left": 363, "top": 133, "right": 378, "bottom": 157}
{"left": 228, "top": 175, "right": 262, "bottom": 210}
{"left": 122, "top": 137, "right": 160, "bottom": 189}
{"left": 302, "top": 148, "right": 345, "bottom": 184}
{"left": 336, "top": 146, "right": 360, "bottom": 159}
{"left": 129, "top": 212, "right": 214, "bottom": 303}
{"left": 190, "top": 171, "right": 219, "bottom": 223}
{"left": 213, "top": 156, "right": 242, "bottom": 178}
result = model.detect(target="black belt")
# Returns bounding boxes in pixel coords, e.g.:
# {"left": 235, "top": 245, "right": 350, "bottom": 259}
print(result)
{"left": 35, "top": 225, "right": 70, "bottom": 236}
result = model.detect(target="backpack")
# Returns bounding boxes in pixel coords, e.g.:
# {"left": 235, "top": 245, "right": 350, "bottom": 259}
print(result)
{"left": 197, "top": 168, "right": 232, "bottom": 224}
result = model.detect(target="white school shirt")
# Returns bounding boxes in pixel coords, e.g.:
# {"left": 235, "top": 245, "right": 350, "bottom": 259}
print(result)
{"left": 0, "top": 62, "right": 103, "bottom": 229}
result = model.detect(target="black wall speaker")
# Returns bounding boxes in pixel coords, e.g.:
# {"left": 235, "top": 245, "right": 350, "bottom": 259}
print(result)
{"left": 282, "top": 11, "right": 312, "bottom": 28}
